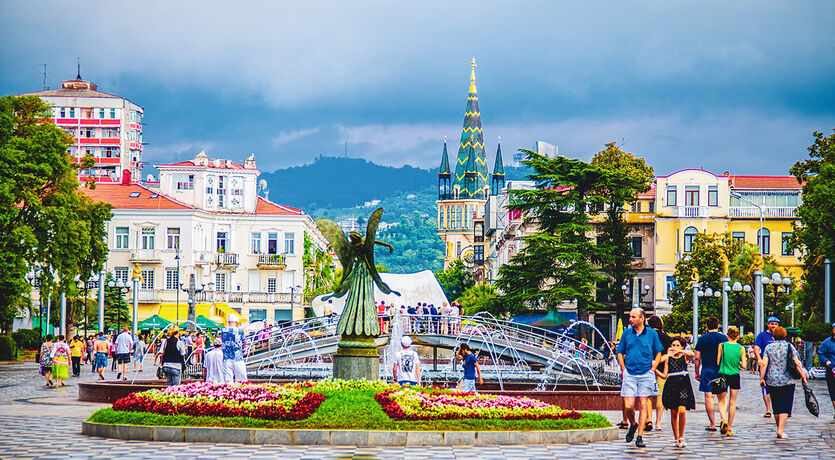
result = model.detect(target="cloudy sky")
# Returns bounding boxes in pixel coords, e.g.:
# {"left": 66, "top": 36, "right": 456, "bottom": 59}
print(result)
{"left": 2, "top": 1, "right": 833, "bottom": 176}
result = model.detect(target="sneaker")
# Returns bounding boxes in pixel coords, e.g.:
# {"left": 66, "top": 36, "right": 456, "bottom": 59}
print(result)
{"left": 674, "top": 439, "right": 681, "bottom": 448}
{"left": 635, "top": 436, "right": 646, "bottom": 448}
{"left": 680, "top": 439, "right": 687, "bottom": 448}
{"left": 626, "top": 424, "right": 638, "bottom": 443}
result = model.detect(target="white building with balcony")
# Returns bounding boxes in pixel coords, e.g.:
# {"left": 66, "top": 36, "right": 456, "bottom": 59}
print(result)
{"left": 83, "top": 152, "right": 327, "bottom": 326}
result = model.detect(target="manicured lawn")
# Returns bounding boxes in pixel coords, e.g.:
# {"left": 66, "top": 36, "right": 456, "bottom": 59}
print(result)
{"left": 89, "top": 387, "right": 610, "bottom": 432}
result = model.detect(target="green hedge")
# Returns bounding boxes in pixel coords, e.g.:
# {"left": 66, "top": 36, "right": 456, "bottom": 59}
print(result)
{"left": 0, "top": 335, "right": 17, "bottom": 361}
{"left": 12, "top": 329, "right": 41, "bottom": 350}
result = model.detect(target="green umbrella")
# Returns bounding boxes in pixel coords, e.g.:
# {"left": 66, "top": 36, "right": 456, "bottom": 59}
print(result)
{"left": 195, "top": 315, "right": 222, "bottom": 329}
{"left": 784, "top": 326, "right": 802, "bottom": 336}
{"left": 138, "top": 315, "right": 171, "bottom": 330}
{"left": 530, "top": 309, "right": 570, "bottom": 327}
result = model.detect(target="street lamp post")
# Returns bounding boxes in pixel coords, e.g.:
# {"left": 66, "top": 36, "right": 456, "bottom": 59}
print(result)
{"left": 179, "top": 275, "right": 212, "bottom": 331}
{"left": 26, "top": 270, "right": 43, "bottom": 336}
{"left": 694, "top": 285, "right": 721, "bottom": 343}
{"left": 108, "top": 278, "right": 130, "bottom": 333}
{"left": 762, "top": 272, "right": 791, "bottom": 318}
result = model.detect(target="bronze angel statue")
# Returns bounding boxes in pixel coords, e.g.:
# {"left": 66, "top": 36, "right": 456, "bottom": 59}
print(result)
{"left": 316, "top": 208, "right": 399, "bottom": 337}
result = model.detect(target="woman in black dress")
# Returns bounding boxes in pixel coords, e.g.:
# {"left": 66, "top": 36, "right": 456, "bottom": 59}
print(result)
{"left": 656, "top": 336, "right": 696, "bottom": 448}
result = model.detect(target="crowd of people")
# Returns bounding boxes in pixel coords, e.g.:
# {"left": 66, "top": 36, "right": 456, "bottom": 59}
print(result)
{"left": 616, "top": 308, "right": 814, "bottom": 448}
{"left": 374, "top": 300, "right": 464, "bottom": 335}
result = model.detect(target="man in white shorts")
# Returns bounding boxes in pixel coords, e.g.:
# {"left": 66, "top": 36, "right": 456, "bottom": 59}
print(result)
{"left": 617, "top": 307, "right": 664, "bottom": 448}
{"left": 220, "top": 314, "right": 247, "bottom": 382}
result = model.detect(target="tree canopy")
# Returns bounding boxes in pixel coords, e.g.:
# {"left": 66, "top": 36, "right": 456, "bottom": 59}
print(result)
{"left": 434, "top": 259, "right": 474, "bottom": 302}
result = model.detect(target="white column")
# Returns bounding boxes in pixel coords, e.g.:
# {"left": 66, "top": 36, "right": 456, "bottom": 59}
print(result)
{"left": 98, "top": 270, "right": 105, "bottom": 333}
{"left": 692, "top": 283, "right": 700, "bottom": 345}
{"left": 132, "top": 277, "right": 140, "bottom": 337}
{"left": 753, "top": 270, "right": 763, "bottom": 334}
{"left": 60, "top": 292, "right": 67, "bottom": 336}
{"left": 826, "top": 259, "right": 832, "bottom": 324}
{"left": 721, "top": 277, "right": 730, "bottom": 334}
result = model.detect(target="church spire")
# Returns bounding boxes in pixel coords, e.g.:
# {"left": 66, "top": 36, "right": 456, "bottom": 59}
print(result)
{"left": 491, "top": 137, "right": 505, "bottom": 196}
{"left": 452, "top": 58, "right": 488, "bottom": 200}
{"left": 438, "top": 137, "right": 451, "bottom": 200}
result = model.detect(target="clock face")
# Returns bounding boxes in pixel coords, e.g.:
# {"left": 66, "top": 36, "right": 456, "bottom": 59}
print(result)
{"left": 462, "top": 248, "right": 475, "bottom": 268}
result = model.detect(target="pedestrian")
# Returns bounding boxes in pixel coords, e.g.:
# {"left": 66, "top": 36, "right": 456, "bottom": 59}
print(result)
{"left": 657, "top": 336, "right": 695, "bottom": 448}
{"left": 456, "top": 343, "right": 482, "bottom": 393}
{"left": 377, "top": 301, "right": 386, "bottom": 333}
{"left": 50, "top": 335, "right": 71, "bottom": 387}
{"left": 393, "top": 335, "right": 420, "bottom": 385}
{"left": 109, "top": 333, "right": 118, "bottom": 371}
{"left": 647, "top": 314, "right": 673, "bottom": 433}
{"left": 694, "top": 316, "right": 727, "bottom": 432}
{"left": 93, "top": 332, "right": 109, "bottom": 380}
{"left": 747, "top": 345, "right": 757, "bottom": 373}
{"left": 815, "top": 322, "right": 835, "bottom": 419}
{"left": 440, "top": 302, "right": 450, "bottom": 335}
{"left": 133, "top": 335, "right": 147, "bottom": 372}
{"left": 115, "top": 327, "right": 134, "bottom": 380}
{"left": 221, "top": 314, "right": 247, "bottom": 382}
{"left": 39, "top": 335, "right": 54, "bottom": 387}
{"left": 194, "top": 333, "right": 205, "bottom": 365}
{"left": 70, "top": 335, "right": 84, "bottom": 377}
{"left": 753, "top": 316, "right": 780, "bottom": 418}
{"left": 86, "top": 335, "right": 94, "bottom": 369}
{"left": 204, "top": 337, "right": 225, "bottom": 383}
{"left": 716, "top": 326, "right": 745, "bottom": 436}
{"left": 759, "top": 326, "right": 808, "bottom": 438}
{"left": 616, "top": 307, "right": 664, "bottom": 448}
{"left": 429, "top": 304, "right": 439, "bottom": 334}
{"left": 158, "top": 325, "right": 187, "bottom": 386}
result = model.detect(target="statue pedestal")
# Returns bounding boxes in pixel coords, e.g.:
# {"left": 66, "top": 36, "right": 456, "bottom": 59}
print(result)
{"left": 332, "top": 335, "right": 380, "bottom": 381}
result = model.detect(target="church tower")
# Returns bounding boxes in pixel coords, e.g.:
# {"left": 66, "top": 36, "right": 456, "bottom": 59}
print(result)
{"left": 437, "top": 59, "right": 491, "bottom": 270}
{"left": 491, "top": 137, "right": 505, "bottom": 196}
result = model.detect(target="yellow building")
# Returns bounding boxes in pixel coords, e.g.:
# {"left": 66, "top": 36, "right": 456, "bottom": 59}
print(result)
{"left": 653, "top": 169, "right": 802, "bottom": 312}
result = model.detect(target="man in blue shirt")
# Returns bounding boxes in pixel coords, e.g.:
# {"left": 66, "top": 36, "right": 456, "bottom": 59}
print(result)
{"left": 753, "top": 316, "right": 780, "bottom": 417}
{"left": 617, "top": 307, "right": 664, "bottom": 448}
{"left": 816, "top": 322, "right": 835, "bottom": 418}
{"left": 456, "top": 343, "right": 482, "bottom": 393}
{"left": 694, "top": 316, "right": 727, "bottom": 431}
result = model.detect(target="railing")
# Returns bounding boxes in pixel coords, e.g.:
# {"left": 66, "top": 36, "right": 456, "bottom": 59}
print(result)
{"left": 196, "top": 291, "right": 302, "bottom": 304}
{"left": 676, "top": 206, "right": 709, "bottom": 218}
{"left": 256, "top": 254, "right": 286, "bottom": 269}
{"left": 215, "top": 253, "right": 239, "bottom": 266}
{"left": 130, "top": 249, "right": 160, "bottom": 262}
{"left": 135, "top": 288, "right": 159, "bottom": 302}
{"left": 729, "top": 206, "right": 796, "bottom": 218}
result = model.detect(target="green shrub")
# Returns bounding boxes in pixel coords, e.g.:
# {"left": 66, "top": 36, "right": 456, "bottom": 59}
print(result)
{"left": 801, "top": 320, "right": 832, "bottom": 343}
{"left": 11, "top": 329, "right": 41, "bottom": 350}
{"left": 0, "top": 336, "right": 17, "bottom": 361}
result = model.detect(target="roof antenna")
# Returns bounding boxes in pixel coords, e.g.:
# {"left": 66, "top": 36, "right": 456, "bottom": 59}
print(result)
{"left": 76, "top": 57, "right": 81, "bottom": 79}
{"left": 42, "top": 64, "right": 48, "bottom": 90}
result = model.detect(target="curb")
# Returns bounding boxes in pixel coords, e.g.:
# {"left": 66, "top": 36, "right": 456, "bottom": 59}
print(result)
{"left": 81, "top": 421, "right": 618, "bottom": 446}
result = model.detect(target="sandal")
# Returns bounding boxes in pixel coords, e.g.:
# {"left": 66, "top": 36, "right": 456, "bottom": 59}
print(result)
{"left": 645, "top": 421, "right": 653, "bottom": 432}
{"left": 763, "top": 412, "right": 772, "bottom": 418}
{"left": 720, "top": 421, "right": 728, "bottom": 435}
{"left": 705, "top": 426, "right": 717, "bottom": 432}
{"left": 617, "top": 421, "right": 629, "bottom": 429}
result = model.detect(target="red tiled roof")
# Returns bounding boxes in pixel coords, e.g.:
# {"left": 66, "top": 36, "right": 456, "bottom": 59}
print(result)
{"left": 729, "top": 175, "right": 802, "bottom": 189}
{"left": 81, "top": 184, "right": 193, "bottom": 210}
{"left": 255, "top": 197, "right": 302, "bottom": 215}
{"left": 638, "top": 183, "right": 656, "bottom": 198}
{"left": 158, "top": 160, "right": 248, "bottom": 170}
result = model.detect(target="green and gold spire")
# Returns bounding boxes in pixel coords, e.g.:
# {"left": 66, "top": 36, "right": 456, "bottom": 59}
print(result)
{"left": 453, "top": 58, "right": 489, "bottom": 200}
{"left": 491, "top": 137, "right": 505, "bottom": 195}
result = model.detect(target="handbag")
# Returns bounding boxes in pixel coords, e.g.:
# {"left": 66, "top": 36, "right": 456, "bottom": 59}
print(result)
{"left": 803, "top": 384, "right": 820, "bottom": 417}
{"left": 786, "top": 343, "right": 803, "bottom": 380}
{"left": 709, "top": 344, "right": 728, "bottom": 394}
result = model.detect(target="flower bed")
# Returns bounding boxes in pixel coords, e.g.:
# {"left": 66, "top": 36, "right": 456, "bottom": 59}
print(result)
{"left": 112, "top": 382, "right": 325, "bottom": 421}
{"left": 375, "top": 387, "right": 582, "bottom": 421}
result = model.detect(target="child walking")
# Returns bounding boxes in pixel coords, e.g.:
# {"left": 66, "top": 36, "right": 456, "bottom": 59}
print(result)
{"left": 657, "top": 336, "right": 696, "bottom": 448}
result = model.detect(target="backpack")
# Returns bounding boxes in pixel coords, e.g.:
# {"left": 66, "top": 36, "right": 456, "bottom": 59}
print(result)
{"left": 40, "top": 344, "right": 53, "bottom": 367}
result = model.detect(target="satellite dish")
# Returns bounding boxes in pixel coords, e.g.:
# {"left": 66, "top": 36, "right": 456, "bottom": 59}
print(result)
{"left": 258, "top": 179, "right": 267, "bottom": 190}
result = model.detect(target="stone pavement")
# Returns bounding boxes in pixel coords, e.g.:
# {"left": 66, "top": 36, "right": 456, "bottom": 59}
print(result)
{"left": 0, "top": 361, "right": 833, "bottom": 459}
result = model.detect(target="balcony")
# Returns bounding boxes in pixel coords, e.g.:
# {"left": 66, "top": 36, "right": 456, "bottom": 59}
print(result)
{"left": 135, "top": 288, "right": 160, "bottom": 303}
{"left": 729, "top": 206, "right": 796, "bottom": 218}
{"left": 256, "top": 254, "right": 287, "bottom": 270}
{"left": 130, "top": 249, "right": 161, "bottom": 263}
{"left": 215, "top": 252, "right": 239, "bottom": 267}
{"left": 675, "top": 206, "right": 709, "bottom": 218}
{"left": 197, "top": 291, "right": 302, "bottom": 304}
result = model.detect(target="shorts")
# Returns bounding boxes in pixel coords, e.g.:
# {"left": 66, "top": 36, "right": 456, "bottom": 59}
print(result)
{"left": 116, "top": 353, "right": 131, "bottom": 364}
{"left": 768, "top": 384, "right": 795, "bottom": 415}
{"left": 698, "top": 367, "right": 719, "bottom": 393}
{"left": 94, "top": 352, "right": 108, "bottom": 369}
{"left": 461, "top": 379, "right": 478, "bottom": 393}
{"left": 398, "top": 380, "right": 418, "bottom": 386}
{"left": 223, "top": 360, "right": 247, "bottom": 382}
{"left": 720, "top": 373, "right": 741, "bottom": 390}
{"left": 621, "top": 370, "right": 659, "bottom": 398}
{"left": 656, "top": 376, "right": 667, "bottom": 395}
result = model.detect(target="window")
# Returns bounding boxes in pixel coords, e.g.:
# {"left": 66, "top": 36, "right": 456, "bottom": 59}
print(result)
{"left": 707, "top": 186, "right": 718, "bottom": 207}
{"left": 781, "top": 232, "right": 793, "bottom": 256}
{"left": 165, "top": 269, "right": 179, "bottom": 290}
{"left": 683, "top": 226, "right": 698, "bottom": 253}
{"left": 60, "top": 108, "right": 66, "bottom": 118}
{"left": 167, "top": 228, "right": 180, "bottom": 250}
{"left": 666, "top": 186, "right": 677, "bottom": 206}
{"left": 249, "top": 309, "right": 267, "bottom": 323}
{"left": 114, "top": 267, "right": 129, "bottom": 284}
{"left": 215, "top": 272, "right": 227, "bottom": 292}
{"left": 141, "top": 227, "right": 155, "bottom": 250}
{"left": 267, "top": 233, "right": 278, "bottom": 254}
{"left": 175, "top": 174, "right": 194, "bottom": 190}
{"left": 115, "top": 227, "right": 129, "bottom": 249}
{"left": 456, "top": 241, "right": 462, "bottom": 257}
{"left": 631, "top": 202, "right": 640, "bottom": 212}
{"left": 684, "top": 186, "right": 699, "bottom": 206}
{"left": 99, "top": 108, "right": 105, "bottom": 119}
{"left": 217, "top": 176, "right": 226, "bottom": 208}
{"left": 267, "top": 278, "right": 277, "bottom": 293}
{"left": 732, "top": 232, "right": 745, "bottom": 244}
{"left": 141, "top": 269, "right": 154, "bottom": 290}
{"left": 758, "top": 228, "right": 771, "bottom": 255}
{"left": 216, "top": 232, "right": 227, "bottom": 252}
{"left": 284, "top": 232, "right": 295, "bottom": 254}
{"left": 251, "top": 232, "right": 261, "bottom": 254}
{"left": 649, "top": 201, "right": 655, "bottom": 213}
{"left": 665, "top": 276, "right": 677, "bottom": 300}
{"left": 630, "top": 236, "right": 643, "bottom": 258}
{"left": 110, "top": 108, "right": 116, "bottom": 119}
{"left": 69, "top": 108, "right": 75, "bottom": 118}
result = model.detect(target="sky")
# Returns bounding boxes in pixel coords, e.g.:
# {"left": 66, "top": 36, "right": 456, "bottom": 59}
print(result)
{"left": 1, "top": 1, "right": 834, "bottom": 177}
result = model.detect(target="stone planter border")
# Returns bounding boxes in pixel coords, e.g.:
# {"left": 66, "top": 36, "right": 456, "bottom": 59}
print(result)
{"left": 82, "top": 421, "right": 618, "bottom": 446}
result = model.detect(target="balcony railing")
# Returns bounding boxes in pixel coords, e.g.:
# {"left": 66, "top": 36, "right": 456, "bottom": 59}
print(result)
{"left": 256, "top": 254, "right": 287, "bottom": 269}
{"left": 215, "top": 252, "right": 239, "bottom": 266}
{"left": 135, "top": 288, "right": 159, "bottom": 303}
{"left": 729, "top": 206, "right": 796, "bottom": 218}
{"left": 196, "top": 291, "right": 302, "bottom": 304}
{"left": 130, "top": 249, "right": 161, "bottom": 263}
{"left": 675, "top": 206, "right": 709, "bottom": 218}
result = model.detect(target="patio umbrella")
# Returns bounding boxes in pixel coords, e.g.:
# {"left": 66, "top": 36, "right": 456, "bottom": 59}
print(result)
{"left": 138, "top": 315, "right": 171, "bottom": 330}
{"left": 530, "top": 309, "right": 570, "bottom": 328}
{"left": 195, "top": 315, "right": 222, "bottom": 330}
{"left": 615, "top": 318, "right": 624, "bottom": 341}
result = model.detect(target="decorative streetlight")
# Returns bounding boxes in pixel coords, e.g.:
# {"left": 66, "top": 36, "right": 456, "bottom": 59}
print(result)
{"left": 180, "top": 275, "right": 213, "bottom": 330}
{"left": 693, "top": 285, "right": 721, "bottom": 342}
{"left": 762, "top": 272, "right": 791, "bottom": 318}
{"left": 731, "top": 281, "right": 752, "bottom": 333}
{"left": 76, "top": 275, "right": 97, "bottom": 337}
{"left": 26, "top": 270, "right": 45, "bottom": 337}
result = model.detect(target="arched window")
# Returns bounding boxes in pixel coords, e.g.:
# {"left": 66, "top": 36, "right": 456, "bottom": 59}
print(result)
{"left": 758, "top": 228, "right": 770, "bottom": 255}
{"left": 683, "top": 226, "right": 698, "bottom": 253}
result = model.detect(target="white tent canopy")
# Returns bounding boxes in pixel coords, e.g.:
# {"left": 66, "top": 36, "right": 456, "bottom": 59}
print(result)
{"left": 311, "top": 270, "right": 450, "bottom": 316}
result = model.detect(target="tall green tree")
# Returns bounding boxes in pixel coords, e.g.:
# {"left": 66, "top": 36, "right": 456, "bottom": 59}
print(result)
{"left": 303, "top": 231, "right": 336, "bottom": 298}
{"left": 591, "top": 143, "right": 654, "bottom": 322}
{"left": 434, "top": 259, "right": 474, "bottom": 302}
{"left": 495, "top": 151, "right": 607, "bottom": 321}
{"left": 0, "top": 96, "right": 112, "bottom": 332}
{"left": 790, "top": 129, "right": 835, "bottom": 324}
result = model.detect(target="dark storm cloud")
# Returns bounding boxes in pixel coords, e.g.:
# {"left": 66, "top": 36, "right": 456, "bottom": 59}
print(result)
{"left": 1, "top": 1, "right": 833, "bottom": 174}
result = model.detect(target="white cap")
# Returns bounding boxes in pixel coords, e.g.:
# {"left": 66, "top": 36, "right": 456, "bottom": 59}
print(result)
{"left": 227, "top": 313, "right": 240, "bottom": 324}
{"left": 400, "top": 336, "right": 412, "bottom": 348}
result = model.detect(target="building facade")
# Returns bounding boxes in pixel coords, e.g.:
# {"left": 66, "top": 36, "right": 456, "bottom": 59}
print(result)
{"left": 82, "top": 152, "right": 327, "bottom": 326}
{"left": 21, "top": 73, "right": 144, "bottom": 184}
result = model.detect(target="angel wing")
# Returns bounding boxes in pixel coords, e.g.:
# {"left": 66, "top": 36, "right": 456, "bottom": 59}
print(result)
{"left": 316, "top": 218, "right": 354, "bottom": 288}
{"left": 361, "top": 208, "right": 399, "bottom": 296}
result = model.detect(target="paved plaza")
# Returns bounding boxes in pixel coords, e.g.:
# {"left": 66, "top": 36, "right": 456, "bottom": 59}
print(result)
{"left": 0, "top": 361, "right": 833, "bottom": 459}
